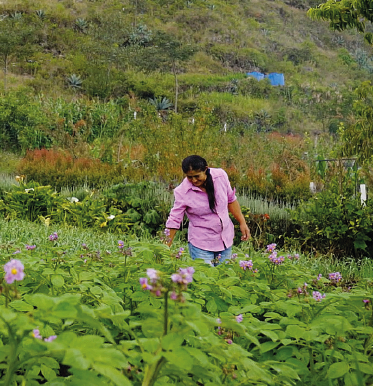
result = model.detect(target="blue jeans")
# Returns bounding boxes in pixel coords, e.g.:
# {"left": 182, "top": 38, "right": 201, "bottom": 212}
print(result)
{"left": 188, "top": 243, "right": 232, "bottom": 266}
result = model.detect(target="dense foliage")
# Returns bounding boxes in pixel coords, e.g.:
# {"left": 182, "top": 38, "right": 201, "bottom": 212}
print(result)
{"left": 0, "top": 226, "right": 372, "bottom": 385}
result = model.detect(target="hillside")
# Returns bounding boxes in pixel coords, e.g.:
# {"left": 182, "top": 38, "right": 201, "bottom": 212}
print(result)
{"left": 0, "top": 0, "right": 372, "bottom": 196}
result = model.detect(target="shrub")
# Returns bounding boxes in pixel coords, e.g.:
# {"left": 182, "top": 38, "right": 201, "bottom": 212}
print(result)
{"left": 289, "top": 174, "right": 373, "bottom": 258}
{"left": 17, "top": 149, "right": 125, "bottom": 190}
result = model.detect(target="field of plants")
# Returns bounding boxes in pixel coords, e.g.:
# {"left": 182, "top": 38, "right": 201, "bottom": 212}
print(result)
{"left": 1, "top": 0, "right": 373, "bottom": 384}
{"left": 0, "top": 217, "right": 373, "bottom": 386}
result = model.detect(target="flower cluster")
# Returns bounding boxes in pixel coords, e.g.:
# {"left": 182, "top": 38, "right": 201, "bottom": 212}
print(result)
{"left": 239, "top": 260, "right": 253, "bottom": 270}
{"left": 268, "top": 252, "right": 285, "bottom": 265}
{"left": 25, "top": 244, "right": 36, "bottom": 251}
{"left": 216, "top": 315, "right": 243, "bottom": 345}
{"left": 175, "top": 247, "right": 184, "bottom": 259}
{"left": 266, "top": 243, "right": 277, "bottom": 253}
{"left": 312, "top": 291, "right": 326, "bottom": 302}
{"left": 287, "top": 253, "right": 300, "bottom": 260}
{"left": 4, "top": 259, "right": 25, "bottom": 284}
{"left": 32, "top": 329, "right": 57, "bottom": 342}
{"left": 49, "top": 232, "right": 58, "bottom": 241}
{"left": 160, "top": 228, "right": 171, "bottom": 244}
{"left": 170, "top": 267, "right": 195, "bottom": 302}
{"left": 139, "top": 269, "right": 165, "bottom": 296}
{"left": 171, "top": 267, "right": 195, "bottom": 288}
{"left": 329, "top": 272, "right": 342, "bottom": 283}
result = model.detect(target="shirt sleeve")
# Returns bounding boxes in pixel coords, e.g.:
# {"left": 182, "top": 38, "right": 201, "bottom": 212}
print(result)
{"left": 165, "top": 188, "right": 187, "bottom": 229}
{"left": 223, "top": 170, "right": 237, "bottom": 204}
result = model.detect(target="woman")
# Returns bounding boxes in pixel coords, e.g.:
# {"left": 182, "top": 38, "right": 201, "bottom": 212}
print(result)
{"left": 165, "top": 155, "right": 250, "bottom": 265}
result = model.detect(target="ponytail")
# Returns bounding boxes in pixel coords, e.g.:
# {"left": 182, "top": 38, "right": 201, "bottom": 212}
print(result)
{"left": 205, "top": 168, "right": 216, "bottom": 212}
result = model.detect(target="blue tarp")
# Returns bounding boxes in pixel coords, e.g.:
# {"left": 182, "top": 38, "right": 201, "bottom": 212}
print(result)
{"left": 246, "top": 72, "right": 285, "bottom": 86}
{"left": 266, "top": 73, "right": 285, "bottom": 86}
{"left": 246, "top": 71, "right": 265, "bottom": 81}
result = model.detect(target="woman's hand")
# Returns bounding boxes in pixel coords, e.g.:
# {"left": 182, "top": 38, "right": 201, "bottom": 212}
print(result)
{"left": 240, "top": 223, "right": 251, "bottom": 241}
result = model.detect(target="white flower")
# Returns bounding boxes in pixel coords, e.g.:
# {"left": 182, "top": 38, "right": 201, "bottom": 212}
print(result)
{"left": 67, "top": 197, "right": 79, "bottom": 203}
{"left": 25, "top": 188, "right": 34, "bottom": 193}
{"left": 107, "top": 215, "right": 115, "bottom": 220}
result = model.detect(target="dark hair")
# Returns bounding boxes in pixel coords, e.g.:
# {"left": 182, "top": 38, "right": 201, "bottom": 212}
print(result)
{"left": 182, "top": 155, "right": 216, "bottom": 212}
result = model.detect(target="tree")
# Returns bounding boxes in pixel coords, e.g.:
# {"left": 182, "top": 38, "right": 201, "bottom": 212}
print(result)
{"left": 308, "top": 0, "right": 373, "bottom": 44}
{"left": 0, "top": 16, "right": 35, "bottom": 90}
{"left": 132, "top": 31, "right": 195, "bottom": 113}
{"left": 340, "top": 81, "right": 373, "bottom": 164}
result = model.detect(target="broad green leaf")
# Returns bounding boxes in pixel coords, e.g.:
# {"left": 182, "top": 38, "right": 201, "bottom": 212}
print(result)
{"left": 286, "top": 325, "right": 306, "bottom": 340}
{"left": 162, "top": 333, "right": 185, "bottom": 351}
{"left": 260, "top": 341, "right": 280, "bottom": 353}
{"left": 9, "top": 300, "right": 33, "bottom": 312}
{"left": 327, "top": 362, "right": 349, "bottom": 379}
{"left": 41, "top": 364, "right": 57, "bottom": 381}
{"left": 51, "top": 274, "right": 65, "bottom": 287}
{"left": 91, "top": 363, "right": 132, "bottom": 386}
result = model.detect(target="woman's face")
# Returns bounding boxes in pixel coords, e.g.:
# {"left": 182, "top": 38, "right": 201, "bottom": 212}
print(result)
{"left": 185, "top": 168, "right": 207, "bottom": 187}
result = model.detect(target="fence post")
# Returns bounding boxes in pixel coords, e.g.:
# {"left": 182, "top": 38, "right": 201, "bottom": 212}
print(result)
{"left": 360, "top": 184, "right": 367, "bottom": 206}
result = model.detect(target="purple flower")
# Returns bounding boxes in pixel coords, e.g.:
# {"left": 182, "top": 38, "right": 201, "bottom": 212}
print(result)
{"left": 268, "top": 252, "right": 285, "bottom": 265}
{"left": 317, "top": 274, "right": 322, "bottom": 281}
{"left": 226, "top": 339, "right": 233, "bottom": 344}
{"left": 139, "top": 277, "right": 152, "bottom": 290}
{"left": 13, "top": 250, "right": 21, "bottom": 255}
{"left": 297, "top": 287, "right": 303, "bottom": 294}
{"left": 329, "top": 272, "right": 342, "bottom": 283}
{"left": 25, "top": 244, "right": 36, "bottom": 250}
{"left": 32, "top": 329, "right": 42, "bottom": 339}
{"left": 44, "top": 335, "right": 57, "bottom": 342}
{"left": 146, "top": 268, "right": 159, "bottom": 283}
{"left": 49, "top": 232, "right": 58, "bottom": 241}
{"left": 239, "top": 260, "right": 253, "bottom": 270}
{"left": 363, "top": 299, "right": 370, "bottom": 304}
{"left": 4, "top": 259, "right": 25, "bottom": 284}
{"left": 170, "top": 291, "right": 177, "bottom": 300}
{"left": 294, "top": 254, "right": 300, "bottom": 260}
{"left": 171, "top": 267, "right": 195, "bottom": 286}
{"left": 82, "top": 243, "right": 88, "bottom": 250}
{"left": 231, "top": 253, "right": 238, "bottom": 260}
{"left": 216, "top": 318, "right": 222, "bottom": 324}
{"left": 118, "top": 240, "right": 124, "bottom": 249}
{"left": 312, "top": 291, "right": 326, "bottom": 302}
{"left": 235, "top": 314, "right": 243, "bottom": 323}
{"left": 164, "top": 229, "right": 171, "bottom": 237}
{"left": 266, "top": 243, "right": 277, "bottom": 253}
{"left": 176, "top": 247, "right": 184, "bottom": 259}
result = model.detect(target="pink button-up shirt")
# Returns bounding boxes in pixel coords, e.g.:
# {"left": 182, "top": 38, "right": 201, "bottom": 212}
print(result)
{"left": 166, "top": 168, "right": 237, "bottom": 251}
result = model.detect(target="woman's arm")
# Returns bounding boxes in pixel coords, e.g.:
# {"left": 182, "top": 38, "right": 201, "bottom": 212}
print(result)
{"left": 228, "top": 200, "right": 251, "bottom": 241}
{"left": 165, "top": 188, "right": 187, "bottom": 247}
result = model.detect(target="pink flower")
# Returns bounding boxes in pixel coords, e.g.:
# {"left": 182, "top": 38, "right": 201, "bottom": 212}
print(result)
{"left": 25, "top": 244, "right": 36, "bottom": 250}
{"left": 49, "top": 232, "right": 58, "bottom": 241}
{"left": 146, "top": 268, "right": 159, "bottom": 283}
{"left": 139, "top": 277, "right": 152, "bottom": 290}
{"left": 239, "top": 260, "right": 253, "bottom": 270}
{"left": 363, "top": 299, "right": 370, "bottom": 304}
{"left": 118, "top": 240, "right": 124, "bottom": 249}
{"left": 266, "top": 243, "right": 277, "bottom": 253}
{"left": 4, "top": 259, "right": 25, "bottom": 284}
{"left": 329, "top": 272, "right": 342, "bottom": 283}
{"left": 235, "top": 314, "right": 243, "bottom": 323}
{"left": 312, "top": 291, "right": 326, "bottom": 302}
{"left": 32, "top": 329, "right": 42, "bottom": 339}
{"left": 170, "top": 291, "right": 177, "bottom": 300}
{"left": 44, "top": 335, "right": 57, "bottom": 342}
{"left": 226, "top": 339, "right": 233, "bottom": 344}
